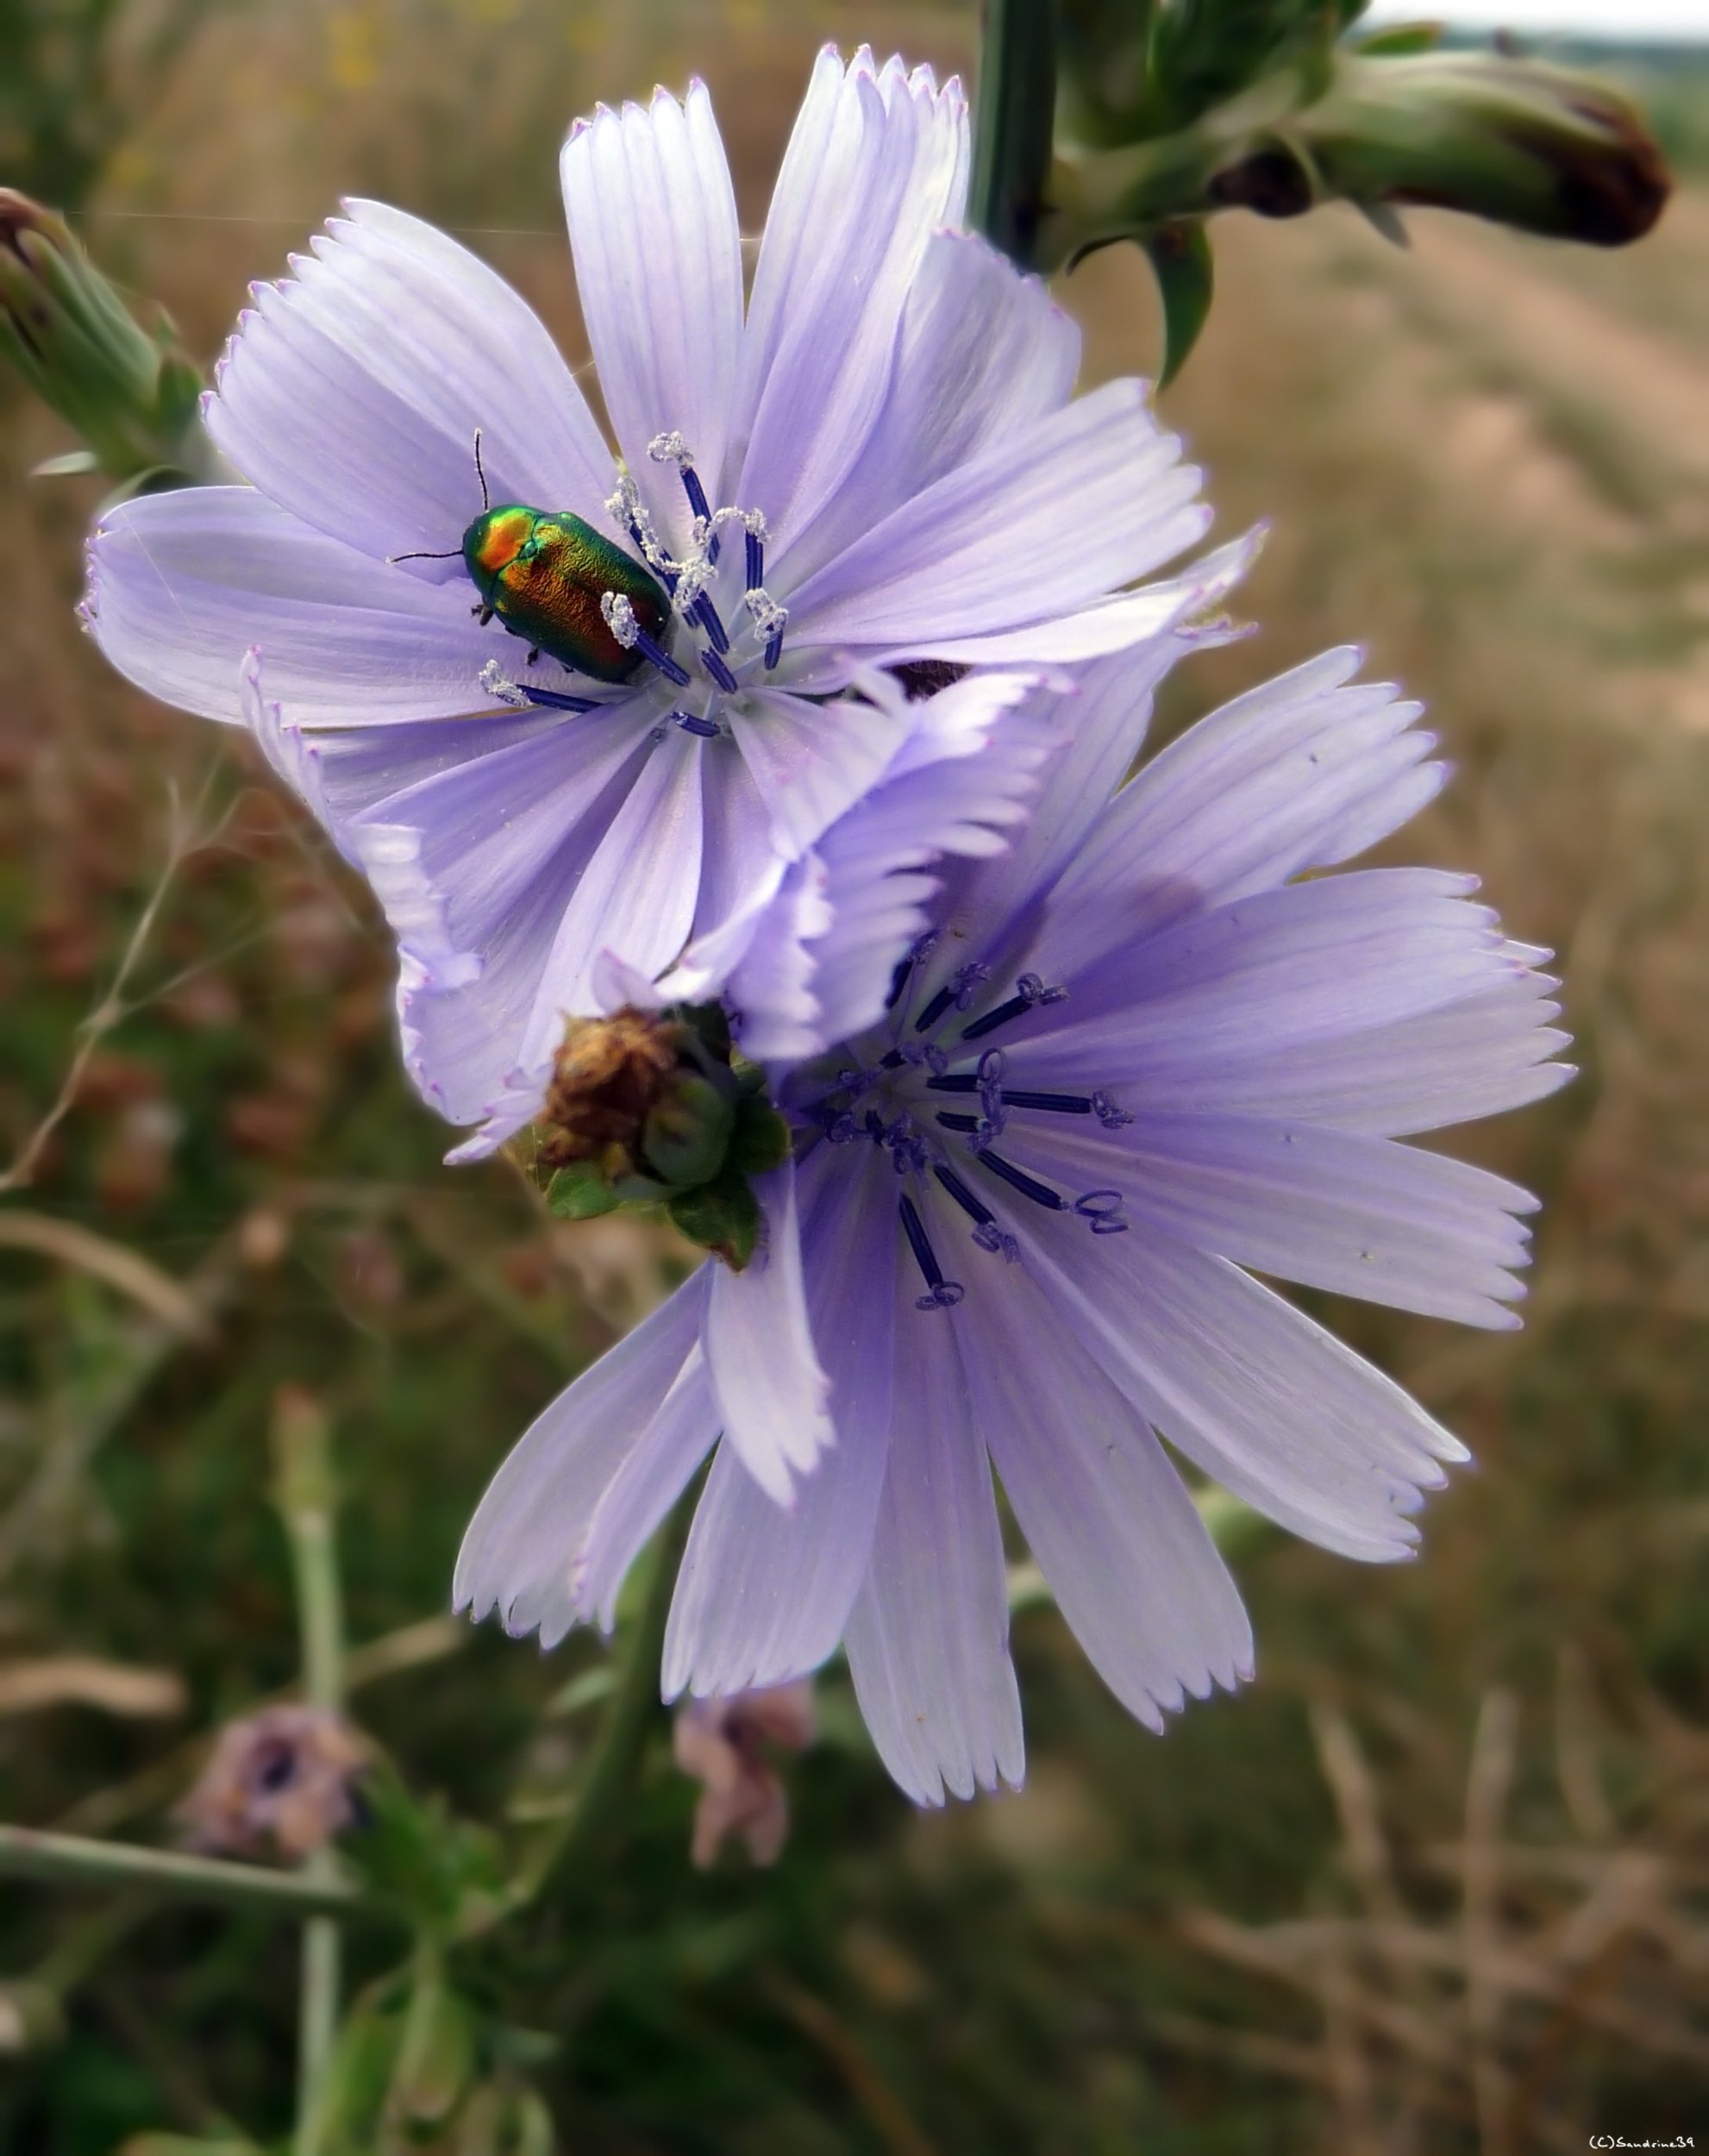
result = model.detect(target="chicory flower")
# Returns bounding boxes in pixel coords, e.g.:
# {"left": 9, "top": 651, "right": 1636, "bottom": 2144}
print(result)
{"left": 454, "top": 645, "right": 1571, "bottom": 1803}
{"left": 82, "top": 47, "right": 1224, "bottom": 1128}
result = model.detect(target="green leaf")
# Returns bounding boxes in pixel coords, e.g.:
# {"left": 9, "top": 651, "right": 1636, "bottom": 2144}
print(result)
{"left": 389, "top": 1968, "right": 475, "bottom": 2130}
{"left": 726, "top": 1096, "right": 791, "bottom": 1178}
{"left": 642, "top": 1071, "right": 735, "bottom": 1188}
{"left": 1144, "top": 0, "right": 1336, "bottom": 131}
{"left": 1140, "top": 222, "right": 1215, "bottom": 388}
{"left": 29, "top": 447, "right": 97, "bottom": 476}
{"left": 668, "top": 1172, "right": 761, "bottom": 1270}
{"left": 1350, "top": 22, "right": 1445, "bottom": 55}
{"left": 543, "top": 1163, "right": 619, "bottom": 1220}
{"left": 1354, "top": 196, "right": 1411, "bottom": 247}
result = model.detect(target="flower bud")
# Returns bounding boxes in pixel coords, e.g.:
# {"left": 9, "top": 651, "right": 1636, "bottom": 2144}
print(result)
{"left": 0, "top": 190, "right": 211, "bottom": 491}
{"left": 1297, "top": 51, "right": 1670, "bottom": 248}
{"left": 537, "top": 1004, "right": 790, "bottom": 1269}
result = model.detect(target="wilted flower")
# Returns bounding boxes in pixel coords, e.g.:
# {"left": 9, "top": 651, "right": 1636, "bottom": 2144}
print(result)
{"left": 178, "top": 1704, "right": 366, "bottom": 1859}
{"left": 673, "top": 1681, "right": 817, "bottom": 1868}
{"left": 83, "top": 47, "right": 1229, "bottom": 1128}
{"left": 455, "top": 645, "right": 1569, "bottom": 1803}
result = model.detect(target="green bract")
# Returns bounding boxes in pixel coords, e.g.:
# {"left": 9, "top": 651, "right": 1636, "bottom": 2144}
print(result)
{"left": 539, "top": 1005, "right": 790, "bottom": 1272}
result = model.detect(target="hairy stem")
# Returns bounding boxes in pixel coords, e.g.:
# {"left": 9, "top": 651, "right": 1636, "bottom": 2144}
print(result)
{"left": 0, "top": 1825, "right": 366, "bottom": 1917}
{"left": 272, "top": 1390, "right": 347, "bottom": 2156}
{"left": 522, "top": 1498, "right": 690, "bottom": 1908}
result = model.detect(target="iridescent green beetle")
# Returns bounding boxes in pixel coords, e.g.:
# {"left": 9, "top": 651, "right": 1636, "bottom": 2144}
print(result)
{"left": 395, "top": 435, "right": 673, "bottom": 686}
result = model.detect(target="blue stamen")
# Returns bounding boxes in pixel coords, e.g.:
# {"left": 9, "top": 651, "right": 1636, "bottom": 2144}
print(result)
{"left": 885, "top": 958, "right": 913, "bottom": 1012}
{"left": 701, "top": 648, "right": 739, "bottom": 693}
{"left": 691, "top": 590, "right": 730, "bottom": 655}
{"left": 935, "top": 1112, "right": 979, "bottom": 1134}
{"left": 973, "top": 1220, "right": 1022, "bottom": 1263}
{"left": 518, "top": 684, "right": 601, "bottom": 713}
{"left": 763, "top": 628, "right": 785, "bottom": 670}
{"left": 679, "top": 467, "right": 718, "bottom": 561}
{"left": 745, "top": 530, "right": 764, "bottom": 592}
{"left": 961, "top": 994, "right": 1028, "bottom": 1042}
{"left": 635, "top": 630, "right": 690, "bottom": 686}
{"left": 914, "top": 987, "right": 955, "bottom": 1034}
{"left": 899, "top": 1194, "right": 965, "bottom": 1313}
{"left": 866, "top": 1110, "right": 886, "bottom": 1144}
{"left": 975, "top": 1151, "right": 1067, "bottom": 1211}
{"left": 927, "top": 1075, "right": 979, "bottom": 1094}
{"left": 880, "top": 1049, "right": 905, "bottom": 1069}
{"left": 961, "top": 971, "right": 1069, "bottom": 1043}
{"left": 1004, "top": 1090, "right": 1093, "bottom": 1115}
{"left": 932, "top": 1163, "right": 993, "bottom": 1226}
{"left": 673, "top": 711, "right": 721, "bottom": 738}
{"left": 630, "top": 520, "right": 677, "bottom": 594}
{"left": 976, "top": 1049, "right": 1007, "bottom": 1139}
{"left": 1075, "top": 1188, "right": 1130, "bottom": 1235}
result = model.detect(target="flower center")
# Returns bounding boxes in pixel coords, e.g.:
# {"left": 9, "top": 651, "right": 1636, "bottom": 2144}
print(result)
{"left": 797, "top": 938, "right": 1138, "bottom": 1314}
{"left": 481, "top": 431, "right": 789, "bottom": 737}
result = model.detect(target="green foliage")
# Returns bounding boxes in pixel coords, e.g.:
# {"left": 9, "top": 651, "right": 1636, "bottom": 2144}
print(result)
{"left": 1138, "top": 219, "right": 1214, "bottom": 385}
{"left": 1142, "top": 0, "right": 1336, "bottom": 133}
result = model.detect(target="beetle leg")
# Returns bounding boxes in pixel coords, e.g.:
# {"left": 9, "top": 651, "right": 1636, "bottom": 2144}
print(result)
{"left": 526, "top": 647, "right": 541, "bottom": 666}
{"left": 470, "top": 603, "right": 495, "bottom": 626}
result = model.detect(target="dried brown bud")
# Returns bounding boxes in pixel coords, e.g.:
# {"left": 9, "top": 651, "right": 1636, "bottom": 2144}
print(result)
{"left": 537, "top": 1008, "right": 686, "bottom": 1179}
{"left": 178, "top": 1705, "right": 366, "bottom": 1861}
{"left": 673, "top": 1682, "right": 817, "bottom": 1870}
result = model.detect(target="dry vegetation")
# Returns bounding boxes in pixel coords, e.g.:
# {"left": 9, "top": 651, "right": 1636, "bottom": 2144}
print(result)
{"left": 0, "top": 3, "right": 1705, "bottom": 2149}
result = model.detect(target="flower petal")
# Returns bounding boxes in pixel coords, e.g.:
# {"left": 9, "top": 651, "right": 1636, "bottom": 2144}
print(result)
{"left": 574, "top": 1345, "right": 721, "bottom": 1631}
{"left": 454, "top": 1270, "right": 709, "bottom": 1645}
{"left": 205, "top": 199, "right": 618, "bottom": 565}
{"left": 560, "top": 82, "right": 743, "bottom": 540}
{"left": 781, "top": 379, "right": 1207, "bottom": 656}
{"left": 772, "top": 227, "right": 1079, "bottom": 589}
{"left": 1022, "top": 1213, "right": 1463, "bottom": 1562}
{"left": 1142, "top": 975, "right": 1571, "bottom": 1138}
{"left": 844, "top": 1272, "right": 1024, "bottom": 1805}
{"left": 1011, "top": 1112, "right": 1539, "bottom": 1329}
{"left": 341, "top": 715, "right": 654, "bottom": 1131}
{"left": 516, "top": 728, "right": 708, "bottom": 1066}
{"left": 86, "top": 486, "right": 493, "bottom": 725}
{"left": 663, "top": 1146, "right": 897, "bottom": 1694}
{"left": 1048, "top": 650, "right": 1443, "bottom": 945}
{"left": 730, "top": 49, "right": 969, "bottom": 559}
{"left": 1002, "top": 870, "right": 1526, "bottom": 1087}
{"left": 703, "top": 1159, "right": 832, "bottom": 1501}
{"left": 951, "top": 1247, "right": 1251, "bottom": 1731}
{"left": 727, "top": 686, "right": 915, "bottom": 862}
{"left": 797, "top": 674, "right": 1055, "bottom": 1052}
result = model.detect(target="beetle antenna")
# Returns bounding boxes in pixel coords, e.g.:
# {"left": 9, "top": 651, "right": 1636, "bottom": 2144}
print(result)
{"left": 388, "top": 547, "right": 462, "bottom": 563}
{"left": 473, "top": 429, "right": 490, "bottom": 512}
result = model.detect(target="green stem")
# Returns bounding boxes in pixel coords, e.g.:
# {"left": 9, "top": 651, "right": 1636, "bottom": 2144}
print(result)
{"left": 272, "top": 1391, "right": 347, "bottom": 2156}
{"left": 521, "top": 1498, "right": 689, "bottom": 1907}
{"left": 969, "top": 0, "right": 1059, "bottom": 268}
{"left": 0, "top": 1824, "right": 367, "bottom": 1917}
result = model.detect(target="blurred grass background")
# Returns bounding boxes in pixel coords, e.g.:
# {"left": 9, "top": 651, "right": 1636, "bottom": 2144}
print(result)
{"left": 2, "top": 1, "right": 1707, "bottom": 2149}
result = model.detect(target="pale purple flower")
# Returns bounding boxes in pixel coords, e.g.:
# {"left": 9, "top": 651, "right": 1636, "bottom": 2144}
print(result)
{"left": 454, "top": 646, "right": 1571, "bottom": 1804}
{"left": 81, "top": 47, "right": 1225, "bottom": 1141}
